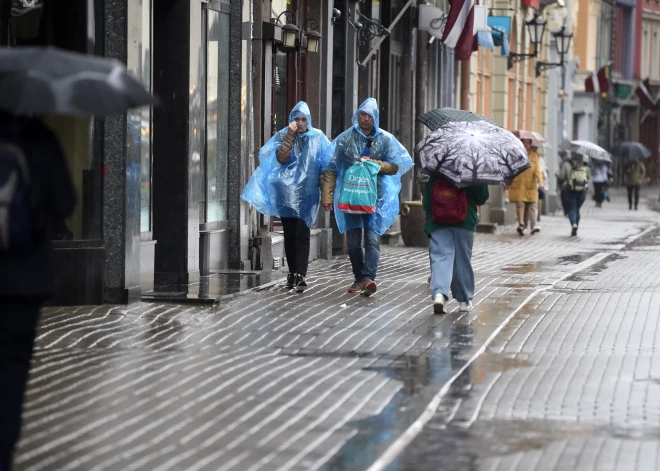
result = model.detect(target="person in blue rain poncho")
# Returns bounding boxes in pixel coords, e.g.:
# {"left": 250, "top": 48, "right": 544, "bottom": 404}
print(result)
{"left": 242, "top": 102, "right": 330, "bottom": 292}
{"left": 321, "top": 98, "right": 413, "bottom": 296}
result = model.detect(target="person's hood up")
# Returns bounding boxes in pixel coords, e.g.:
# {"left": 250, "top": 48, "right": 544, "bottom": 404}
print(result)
{"left": 352, "top": 97, "right": 380, "bottom": 137}
{"left": 288, "top": 101, "right": 314, "bottom": 132}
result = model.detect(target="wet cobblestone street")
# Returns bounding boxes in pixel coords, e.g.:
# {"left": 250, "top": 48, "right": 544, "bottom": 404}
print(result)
{"left": 14, "top": 189, "right": 660, "bottom": 471}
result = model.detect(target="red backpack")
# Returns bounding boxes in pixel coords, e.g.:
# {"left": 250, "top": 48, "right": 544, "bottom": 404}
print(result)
{"left": 431, "top": 179, "right": 468, "bottom": 224}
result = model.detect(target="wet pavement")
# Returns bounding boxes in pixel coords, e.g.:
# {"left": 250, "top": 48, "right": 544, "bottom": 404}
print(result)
{"left": 13, "top": 188, "right": 660, "bottom": 471}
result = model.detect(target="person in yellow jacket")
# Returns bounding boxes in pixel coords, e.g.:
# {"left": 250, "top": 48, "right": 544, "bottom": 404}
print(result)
{"left": 508, "top": 138, "right": 544, "bottom": 235}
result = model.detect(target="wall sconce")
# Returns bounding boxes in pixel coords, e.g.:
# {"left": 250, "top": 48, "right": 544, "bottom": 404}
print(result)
{"left": 275, "top": 10, "right": 299, "bottom": 51}
{"left": 535, "top": 25, "right": 573, "bottom": 77}
{"left": 507, "top": 14, "right": 547, "bottom": 70}
{"left": 301, "top": 18, "right": 322, "bottom": 54}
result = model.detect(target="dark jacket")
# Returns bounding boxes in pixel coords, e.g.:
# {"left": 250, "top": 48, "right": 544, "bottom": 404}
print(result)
{"left": 0, "top": 118, "right": 76, "bottom": 299}
{"left": 422, "top": 175, "right": 489, "bottom": 235}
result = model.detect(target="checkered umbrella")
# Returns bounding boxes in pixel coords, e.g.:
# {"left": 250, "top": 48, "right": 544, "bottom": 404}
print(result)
{"left": 417, "top": 107, "right": 496, "bottom": 131}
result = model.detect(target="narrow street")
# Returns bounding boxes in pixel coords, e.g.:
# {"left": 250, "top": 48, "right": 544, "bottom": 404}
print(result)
{"left": 14, "top": 188, "right": 660, "bottom": 471}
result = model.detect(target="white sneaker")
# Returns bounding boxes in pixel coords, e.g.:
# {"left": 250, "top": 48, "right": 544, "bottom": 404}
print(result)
{"left": 531, "top": 226, "right": 541, "bottom": 234}
{"left": 459, "top": 301, "right": 473, "bottom": 312}
{"left": 433, "top": 294, "right": 447, "bottom": 314}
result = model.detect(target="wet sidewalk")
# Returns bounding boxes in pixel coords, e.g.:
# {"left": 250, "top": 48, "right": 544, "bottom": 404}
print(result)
{"left": 14, "top": 188, "right": 660, "bottom": 471}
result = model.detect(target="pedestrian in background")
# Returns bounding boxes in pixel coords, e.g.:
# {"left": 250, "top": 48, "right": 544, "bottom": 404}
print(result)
{"left": 591, "top": 161, "right": 609, "bottom": 208}
{"left": 242, "top": 101, "right": 330, "bottom": 292}
{"left": 625, "top": 158, "right": 646, "bottom": 211}
{"left": 322, "top": 98, "right": 412, "bottom": 297}
{"left": 0, "top": 112, "right": 76, "bottom": 471}
{"left": 509, "top": 138, "right": 543, "bottom": 235}
{"left": 422, "top": 174, "right": 489, "bottom": 314}
{"left": 558, "top": 152, "right": 590, "bottom": 236}
{"left": 533, "top": 143, "right": 549, "bottom": 222}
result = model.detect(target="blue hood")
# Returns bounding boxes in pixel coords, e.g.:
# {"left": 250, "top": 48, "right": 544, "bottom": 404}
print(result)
{"left": 352, "top": 98, "right": 380, "bottom": 137}
{"left": 289, "top": 101, "right": 314, "bottom": 131}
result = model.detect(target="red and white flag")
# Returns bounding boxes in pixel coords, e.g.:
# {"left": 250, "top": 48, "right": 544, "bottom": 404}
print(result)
{"left": 442, "top": 0, "right": 476, "bottom": 61}
{"left": 635, "top": 78, "right": 657, "bottom": 109}
{"left": 584, "top": 65, "right": 609, "bottom": 95}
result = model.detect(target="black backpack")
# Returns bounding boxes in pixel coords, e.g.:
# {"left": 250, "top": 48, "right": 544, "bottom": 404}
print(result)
{"left": 0, "top": 135, "right": 40, "bottom": 253}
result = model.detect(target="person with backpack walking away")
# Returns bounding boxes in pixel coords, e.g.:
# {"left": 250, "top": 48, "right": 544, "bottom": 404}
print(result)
{"left": 508, "top": 138, "right": 543, "bottom": 235}
{"left": 242, "top": 102, "right": 330, "bottom": 293}
{"left": 322, "top": 98, "right": 412, "bottom": 297}
{"left": 421, "top": 173, "right": 489, "bottom": 314}
{"left": 558, "top": 152, "right": 590, "bottom": 236}
{"left": 0, "top": 112, "right": 76, "bottom": 471}
{"left": 625, "top": 158, "right": 646, "bottom": 210}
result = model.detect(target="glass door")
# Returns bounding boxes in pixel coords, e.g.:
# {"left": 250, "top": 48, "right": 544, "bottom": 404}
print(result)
{"left": 201, "top": 0, "right": 231, "bottom": 225}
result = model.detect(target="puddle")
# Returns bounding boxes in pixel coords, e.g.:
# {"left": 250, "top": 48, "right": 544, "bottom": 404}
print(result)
{"left": 501, "top": 263, "right": 542, "bottom": 274}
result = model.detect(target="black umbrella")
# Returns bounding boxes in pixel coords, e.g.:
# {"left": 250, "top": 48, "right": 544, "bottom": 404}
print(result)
{"left": 415, "top": 121, "right": 530, "bottom": 187}
{"left": 615, "top": 141, "right": 651, "bottom": 159}
{"left": 0, "top": 46, "right": 156, "bottom": 116}
{"left": 417, "top": 107, "right": 497, "bottom": 132}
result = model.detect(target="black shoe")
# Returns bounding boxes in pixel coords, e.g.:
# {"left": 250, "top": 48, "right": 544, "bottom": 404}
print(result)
{"left": 295, "top": 275, "right": 307, "bottom": 293}
{"left": 286, "top": 273, "right": 296, "bottom": 289}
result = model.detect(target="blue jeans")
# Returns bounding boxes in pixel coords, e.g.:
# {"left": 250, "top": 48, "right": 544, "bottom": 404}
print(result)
{"left": 564, "top": 190, "right": 587, "bottom": 226}
{"left": 347, "top": 228, "right": 380, "bottom": 282}
{"left": 429, "top": 227, "right": 475, "bottom": 303}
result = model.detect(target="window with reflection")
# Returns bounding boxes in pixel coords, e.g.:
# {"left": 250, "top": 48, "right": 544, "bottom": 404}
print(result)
{"left": 202, "top": 5, "right": 230, "bottom": 223}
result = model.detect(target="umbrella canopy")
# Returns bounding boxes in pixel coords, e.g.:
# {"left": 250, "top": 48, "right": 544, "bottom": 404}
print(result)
{"left": 561, "top": 140, "right": 612, "bottom": 163}
{"left": 614, "top": 141, "right": 652, "bottom": 159}
{"left": 0, "top": 46, "right": 155, "bottom": 116}
{"left": 417, "top": 107, "right": 496, "bottom": 132}
{"left": 512, "top": 129, "right": 545, "bottom": 143}
{"left": 415, "top": 121, "right": 531, "bottom": 187}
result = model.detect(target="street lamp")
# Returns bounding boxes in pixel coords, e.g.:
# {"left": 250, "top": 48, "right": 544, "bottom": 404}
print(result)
{"left": 301, "top": 18, "right": 322, "bottom": 54}
{"left": 535, "top": 26, "right": 573, "bottom": 77}
{"left": 507, "top": 14, "right": 547, "bottom": 70}
{"left": 275, "top": 11, "right": 299, "bottom": 50}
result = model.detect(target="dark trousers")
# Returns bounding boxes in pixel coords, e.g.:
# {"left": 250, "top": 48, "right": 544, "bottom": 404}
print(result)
{"left": 627, "top": 185, "right": 640, "bottom": 209}
{"left": 0, "top": 300, "right": 41, "bottom": 471}
{"left": 593, "top": 182, "right": 606, "bottom": 205}
{"left": 281, "top": 217, "right": 311, "bottom": 276}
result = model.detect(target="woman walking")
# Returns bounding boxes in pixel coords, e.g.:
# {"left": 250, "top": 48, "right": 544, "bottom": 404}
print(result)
{"left": 509, "top": 138, "right": 544, "bottom": 235}
{"left": 422, "top": 174, "right": 489, "bottom": 314}
{"left": 625, "top": 158, "right": 646, "bottom": 210}
{"left": 241, "top": 101, "right": 330, "bottom": 292}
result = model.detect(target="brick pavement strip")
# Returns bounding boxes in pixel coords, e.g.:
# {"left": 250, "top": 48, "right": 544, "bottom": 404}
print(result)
{"left": 13, "top": 189, "right": 660, "bottom": 471}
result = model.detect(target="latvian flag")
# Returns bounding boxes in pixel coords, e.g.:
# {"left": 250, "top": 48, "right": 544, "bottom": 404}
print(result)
{"left": 441, "top": 0, "right": 477, "bottom": 61}
{"left": 635, "top": 78, "right": 657, "bottom": 109}
{"left": 585, "top": 65, "right": 609, "bottom": 96}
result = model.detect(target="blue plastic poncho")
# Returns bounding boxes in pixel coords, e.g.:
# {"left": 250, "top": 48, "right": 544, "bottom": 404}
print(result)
{"left": 241, "top": 101, "right": 331, "bottom": 228}
{"left": 323, "top": 98, "right": 413, "bottom": 236}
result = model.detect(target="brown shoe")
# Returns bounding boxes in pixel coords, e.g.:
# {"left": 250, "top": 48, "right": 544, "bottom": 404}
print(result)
{"left": 347, "top": 281, "right": 363, "bottom": 294}
{"left": 362, "top": 280, "right": 377, "bottom": 297}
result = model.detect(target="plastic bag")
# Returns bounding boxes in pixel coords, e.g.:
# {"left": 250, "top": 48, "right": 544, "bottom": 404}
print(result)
{"left": 241, "top": 101, "right": 331, "bottom": 228}
{"left": 322, "top": 98, "right": 413, "bottom": 235}
{"left": 338, "top": 160, "right": 380, "bottom": 214}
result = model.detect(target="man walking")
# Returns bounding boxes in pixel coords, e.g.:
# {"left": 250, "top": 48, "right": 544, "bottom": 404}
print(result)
{"left": 591, "top": 161, "right": 610, "bottom": 208}
{"left": 558, "top": 152, "right": 590, "bottom": 236}
{"left": 322, "top": 98, "right": 412, "bottom": 296}
{"left": 625, "top": 158, "right": 646, "bottom": 210}
{"left": 0, "top": 113, "right": 76, "bottom": 471}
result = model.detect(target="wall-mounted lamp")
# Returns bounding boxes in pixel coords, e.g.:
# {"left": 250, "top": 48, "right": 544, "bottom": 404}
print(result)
{"left": 274, "top": 11, "right": 299, "bottom": 50}
{"left": 507, "top": 14, "right": 547, "bottom": 70}
{"left": 535, "top": 25, "right": 573, "bottom": 77}
{"left": 301, "top": 18, "right": 322, "bottom": 54}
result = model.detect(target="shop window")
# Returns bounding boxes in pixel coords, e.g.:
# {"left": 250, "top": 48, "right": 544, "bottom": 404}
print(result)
{"left": 137, "top": 0, "right": 153, "bottom": 234}
{"left": 4, "top": 0, "right": 103, "bottom": 241}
